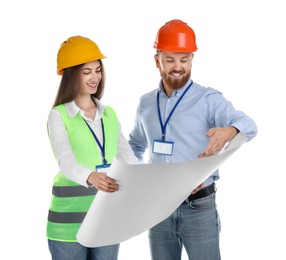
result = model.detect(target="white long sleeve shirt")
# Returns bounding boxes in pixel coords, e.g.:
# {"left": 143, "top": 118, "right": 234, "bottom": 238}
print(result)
{"left": 48, "top": 99, "right": 138, "bottom": 187}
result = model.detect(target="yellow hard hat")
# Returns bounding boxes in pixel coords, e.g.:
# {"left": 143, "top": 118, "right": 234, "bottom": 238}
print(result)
{"left": 57, "top": 35, "right": 106, "bottom": 75}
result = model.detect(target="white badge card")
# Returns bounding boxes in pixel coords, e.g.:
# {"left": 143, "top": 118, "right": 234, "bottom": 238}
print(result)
{"left": 96, "top": 163, "right": 111, "bottom": 174}
{"left": 153, "top": 139, "right": 174, "bottom": 155}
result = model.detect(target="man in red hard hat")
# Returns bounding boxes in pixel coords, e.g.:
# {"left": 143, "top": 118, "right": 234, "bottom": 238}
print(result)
{"left": 129, "top": 19, "right": 257, "bottom": 260}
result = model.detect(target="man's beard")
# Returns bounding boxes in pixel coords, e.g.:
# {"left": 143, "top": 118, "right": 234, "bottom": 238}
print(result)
{"left": 161, "top": 70, "right": 191, "bottom": 90}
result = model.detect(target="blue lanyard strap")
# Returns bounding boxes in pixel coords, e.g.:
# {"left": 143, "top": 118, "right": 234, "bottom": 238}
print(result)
{"left": 157, "top": 81, "right": 193, "bottom": 140}
{"left": 82, "top": 117, "right": 107, "bottom": 165}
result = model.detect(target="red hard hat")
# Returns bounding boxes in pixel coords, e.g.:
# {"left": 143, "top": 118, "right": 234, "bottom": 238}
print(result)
{"left": 154, "top": 19, "right": 198, "bottom": 52}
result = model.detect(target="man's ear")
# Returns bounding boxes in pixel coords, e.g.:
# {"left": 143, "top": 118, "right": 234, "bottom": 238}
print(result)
{"left": 154, "top": 54, "right": 160, "bottom": 69}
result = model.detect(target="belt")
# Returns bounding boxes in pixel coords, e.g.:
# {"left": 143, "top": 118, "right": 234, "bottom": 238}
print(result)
{"left": 184, "top": 182, "right": 216, "bottom": 203}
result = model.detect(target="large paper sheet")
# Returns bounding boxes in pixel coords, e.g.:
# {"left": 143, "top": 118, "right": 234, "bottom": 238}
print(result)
{"left": 77, "top": 133, "right": 246, "bottom": 247}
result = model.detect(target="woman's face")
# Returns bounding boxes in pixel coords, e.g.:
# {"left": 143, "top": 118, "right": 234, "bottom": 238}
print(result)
{"left": 79, "top": 60, "right": 102, "bottom": 95}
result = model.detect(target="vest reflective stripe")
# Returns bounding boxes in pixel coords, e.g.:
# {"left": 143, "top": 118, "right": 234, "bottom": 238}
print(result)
{"left": 47, "top": 104, "right": 118, "bottom": 242}
{"left": 48, "top": 210, "right": 86, "bottom": 223}
{"left": 52, "top": 185, "right": 97, "bottom": 197}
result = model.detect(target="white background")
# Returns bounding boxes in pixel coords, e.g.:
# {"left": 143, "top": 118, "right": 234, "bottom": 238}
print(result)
{"left": 1, "top": 0, "right": 285, "bottom": 259}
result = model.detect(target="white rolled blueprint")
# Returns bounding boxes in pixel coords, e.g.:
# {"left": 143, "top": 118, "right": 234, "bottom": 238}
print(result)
{"left": 77, "top": 133, "right": 246, "bottom": 247}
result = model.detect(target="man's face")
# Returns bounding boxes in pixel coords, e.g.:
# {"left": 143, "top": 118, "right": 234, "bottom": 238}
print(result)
{"left": 155, "top": 51, "right": 194, "bottom": 91}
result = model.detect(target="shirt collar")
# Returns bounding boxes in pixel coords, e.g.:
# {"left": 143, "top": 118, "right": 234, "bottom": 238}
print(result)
{"left": 64, "top": 98, "right": 106, "bottom": 119}
{"left": 158, "top": 78, "right": 193, "bottom": 98}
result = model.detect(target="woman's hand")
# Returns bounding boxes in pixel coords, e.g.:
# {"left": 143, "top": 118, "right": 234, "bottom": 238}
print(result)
{"left": 87, "top": 171, "right": 119, "bottom": 192}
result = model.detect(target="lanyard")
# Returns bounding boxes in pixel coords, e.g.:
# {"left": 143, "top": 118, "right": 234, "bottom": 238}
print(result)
{"left": 82, "top": 117, "right": 107, "bottom": 165}
{"left": 157, "top": 81, "right": 193, "bottom": 141}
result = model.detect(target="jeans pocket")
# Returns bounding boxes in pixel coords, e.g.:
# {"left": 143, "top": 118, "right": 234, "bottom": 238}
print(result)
{"left": 188, "top": 193, "right": 216, "bottom": 210}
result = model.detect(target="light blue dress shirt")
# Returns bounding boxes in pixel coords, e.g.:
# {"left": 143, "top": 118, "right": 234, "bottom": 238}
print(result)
{"left": 129, "top": 78, "right": 258, "bottom": 186}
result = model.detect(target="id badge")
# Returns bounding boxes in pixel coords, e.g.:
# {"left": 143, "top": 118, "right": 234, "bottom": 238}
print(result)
{"left": 152, "top": 139, "right": 174, "bottom": 155}
{"left": 96, "top": 163, "right": 111, "bottom": 173}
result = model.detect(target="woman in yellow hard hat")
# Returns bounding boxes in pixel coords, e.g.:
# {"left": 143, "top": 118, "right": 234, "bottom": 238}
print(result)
{"left": 46, "top": 35, "right": 137, "bottom": 260}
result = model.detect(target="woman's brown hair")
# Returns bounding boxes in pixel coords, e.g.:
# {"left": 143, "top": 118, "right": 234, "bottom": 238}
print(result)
{"left": 53, "top": 60, "right": 105, "bottom": 107}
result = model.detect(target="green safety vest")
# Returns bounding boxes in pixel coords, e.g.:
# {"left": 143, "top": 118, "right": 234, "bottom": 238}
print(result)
{"left": 46, "top": 104, "right": 118, "bottom": 242}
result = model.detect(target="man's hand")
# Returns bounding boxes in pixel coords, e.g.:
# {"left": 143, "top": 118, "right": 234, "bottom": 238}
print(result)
{"left": 198, "top": 126, "right": 239, "bottom": 158}
{"left": 191, "top": 182, "right": 204, "bottom": 194}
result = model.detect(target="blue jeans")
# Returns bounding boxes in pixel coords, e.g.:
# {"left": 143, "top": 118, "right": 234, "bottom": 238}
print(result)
{"left": 48, "top": 240, "right": 119, "bottom": 260}
{"left": 149, "top": 193, "right": 221, "bottom": 260}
